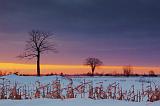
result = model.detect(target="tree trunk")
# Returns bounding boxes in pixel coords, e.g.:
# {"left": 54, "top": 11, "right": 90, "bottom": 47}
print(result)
{"left": 37, "top": 52, "right": 40, "bottom": 76}
{"left": 91, "top": 66, "right": 95, "bottom": 76}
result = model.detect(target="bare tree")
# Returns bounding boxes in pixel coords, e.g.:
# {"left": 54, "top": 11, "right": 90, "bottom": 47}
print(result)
{"left": 84, "top": 57, "right": 103, "bottom": 76}
{"left": 123, "top": 65, "right": 133, "bottom": 76}
{"left": 149, "top": 70, "right": 155, "bottom": 76}
{"left": 18, "top": 30, "right": 57, "bottom": 76}
{"left": 0, "top": 70, "right": 2, "bottom": 76}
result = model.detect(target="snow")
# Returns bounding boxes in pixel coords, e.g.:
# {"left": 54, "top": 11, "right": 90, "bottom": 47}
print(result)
{"left": 0, "top": 74, "right": 160, "bottom": 106}
{"left": 0, "top": 99, "right": 160, "bottom": 106}
{"left": 1, "top": 74, "right": 160, "bottom": 91}
{"left": 2, "top": 74, "right": 160, "bottom": 85}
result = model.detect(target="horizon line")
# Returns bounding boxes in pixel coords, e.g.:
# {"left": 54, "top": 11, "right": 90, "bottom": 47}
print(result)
{"left": 0, "top": 62, "right": 160, "bottom": 68}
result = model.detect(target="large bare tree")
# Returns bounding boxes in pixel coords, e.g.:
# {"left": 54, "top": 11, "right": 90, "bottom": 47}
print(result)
{"left": 84, "top": 57, "right": 103, "bottom": 76}
{"left": 18, "top": 30, "right": 57, "bottom": 76}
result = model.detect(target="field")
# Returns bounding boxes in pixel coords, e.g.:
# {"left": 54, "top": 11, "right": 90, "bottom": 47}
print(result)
{"left": 0, "top": 74, "right": 160, "bottom": 106}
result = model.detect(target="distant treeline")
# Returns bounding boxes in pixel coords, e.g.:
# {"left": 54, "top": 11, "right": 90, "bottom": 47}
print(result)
{"left": 0, "top": 65, "right": 159, "bottom": 77}
{"left": 0, "top": 72, "right": 159, "bottom": 77}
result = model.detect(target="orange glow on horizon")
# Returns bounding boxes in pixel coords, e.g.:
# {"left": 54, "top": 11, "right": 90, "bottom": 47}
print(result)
{"left": 0, "top": 62, "right": 160, "bottom": 75}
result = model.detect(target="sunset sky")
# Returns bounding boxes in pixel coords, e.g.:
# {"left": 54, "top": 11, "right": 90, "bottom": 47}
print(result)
{"left": 0, "top": 0, "right": 160, "bottom": 74}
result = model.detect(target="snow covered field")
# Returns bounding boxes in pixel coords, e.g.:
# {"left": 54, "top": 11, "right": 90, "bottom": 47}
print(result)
{"left": 1, "top": 74, "right": 160, "bottom": 89}
{"left": 0, "top": 74, "right": 160, "bottom": 106}
{"left": 1, "top": 74, "right": 160, "bottom": 94}
{"left": 0, "top": 98, "right": 160, "bottom": 106}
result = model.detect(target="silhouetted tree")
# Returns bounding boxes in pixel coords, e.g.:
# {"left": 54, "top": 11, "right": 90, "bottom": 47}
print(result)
{"left": 123, "top": 65, "right": 133, "bottom": 76}
{"left": 84, "top": 57, "right": 103, "bottom": 76}
{"left": 0, "top": 70, "right": 2, "bottom": 76}
{"left": 149, "top": 70, "right": 155, "bottom": 76}
{"left": 13, "top": 71, "right": 19, "bottom": 75}
{"left": 18, "top": 30, "right": 57, "bottom": 76}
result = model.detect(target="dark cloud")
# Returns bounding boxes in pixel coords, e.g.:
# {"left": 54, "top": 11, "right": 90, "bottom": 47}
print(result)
{"left": 0, "top": 0, "right": 160, "bottom": 65}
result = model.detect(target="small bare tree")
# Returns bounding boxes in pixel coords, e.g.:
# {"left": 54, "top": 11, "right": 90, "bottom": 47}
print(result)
{"left": 84, "top": 57, "right": 103, "bottom": 76}
{"left": 0, "top": 70, "right": 2, "bottom": 76}
{"left": 149, "top": 70, "right": 155, "bottom": 76}
{"left": 123, "top": 65, "right": 133, "bottom": 76}
{"left": 18, "top": 30, "right": 57, "bottom": 76}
